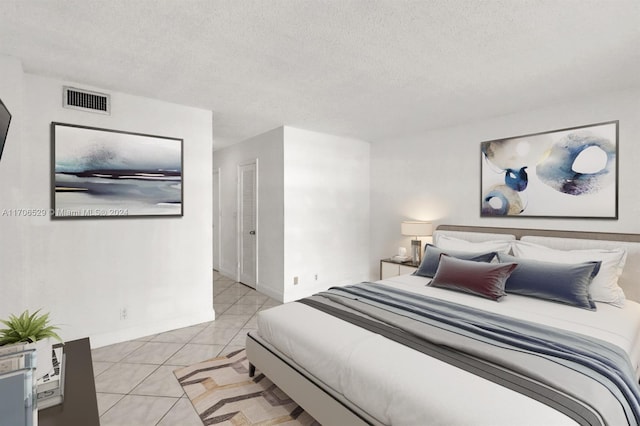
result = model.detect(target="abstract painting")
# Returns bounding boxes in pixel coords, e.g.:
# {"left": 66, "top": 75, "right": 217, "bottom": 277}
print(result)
{"left": 51, "top": 123, "right": 183, "bottom": 218}
{"left": 480, "top": 121, "right": 618, "bottom": 219}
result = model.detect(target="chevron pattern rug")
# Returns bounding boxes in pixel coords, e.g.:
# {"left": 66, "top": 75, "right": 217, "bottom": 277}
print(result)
{"left": 174, "top": 349, "right": 320, "bottom": 425}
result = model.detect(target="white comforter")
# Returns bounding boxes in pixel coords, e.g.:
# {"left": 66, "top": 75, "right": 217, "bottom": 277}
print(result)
{"left": 257, "top": 274, "right": 640, "bottom": 426}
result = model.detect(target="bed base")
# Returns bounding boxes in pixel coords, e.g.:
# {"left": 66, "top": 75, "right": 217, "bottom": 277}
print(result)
{"left": 246, "top": 225, "right": 640, "bottom": 424}
{"left": 246, "top": 331, "right": 382, "bottom": 426}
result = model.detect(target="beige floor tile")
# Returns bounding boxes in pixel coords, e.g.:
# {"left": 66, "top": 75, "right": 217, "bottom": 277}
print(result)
{"left": 213, "top": 287, "right": 228, "bottom": 296}
{"left": 91, "top": 340, "right": 146, "bottom": 362}
{"left": 236, "top": 293, "right": 270, "bottom": 305}
{"left": 96, "top": 392, "right": 125, "bottom": 416}
{"left": 214, "top": 315, "right": 253, "bottom": 329}
{"left": 94, "top": 363, "right": 158, "bottom": 394}
{"left": 213, "top": 292, "right": 244, "bottom": 304}
{"left": 130, "top": 365, "right": 185, "bottom": 397}
{"left": 220, "top": 345, "right": 245, "bottom": 356}
{"left": 207, "top": 315, "right": 249, "bottom": 330}
{"left": 122, "top": 342, "right": 184, "bottom": 364}
{"left": 156, "top": 397, "right": 203, "bottom": 426}
{"left": 244, "top": 315, "right": 258, "bottom": 328}
{"left": 189, "top": 320, "right": 214, "bottom": 328}
{"left": 99, "top": 394, "right": 178, "bottom": 426}
{"left": 151, "top": 325, "right": 204, "bottom": 343}
{"left": 91, "top": 273, "right": 275, "bottom": 424}
{"left": 189, "top": 327, "right": 241, "bottom": 345}
{"left": 222, "top": 303, "right": 261, "bottom": 316}
{"left": 165, "top": 343, "right": 226, "bottom": 366}
{"left": 93, "top": 361, "right": 115, "bottom": 377}
{"left": 213, "top": 303, "right": 232, "bottom": 314}
{"left": 219, "top": 286, "right": 251, "bottom": 297}
{"left": 228, "top": 328, "right": 254, "bottom": 347}
{"left": 262, "top": 298, "right": 283, "bottom": 308}
{"left": 134, "top": 333, "right": 158, "bottom": 342}
{"left": 214, "top": 281, "right": 234, "bottom": 289}
{"left": 257, "top": 304, "right": 279, "bottom": 314}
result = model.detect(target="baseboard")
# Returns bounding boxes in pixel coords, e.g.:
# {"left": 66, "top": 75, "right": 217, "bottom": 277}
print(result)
{"left": 89, "top": 307, "right": 216, "bottom": 349}
{"left": 217, "top": 267, "right": 237, "bottom": 280}
{"left": 256, "top": 284, "right": 283, "bottom": 303}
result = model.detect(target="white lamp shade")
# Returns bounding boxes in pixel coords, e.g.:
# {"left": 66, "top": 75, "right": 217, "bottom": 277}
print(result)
{"left": 401, "top": 221, "right": 433, "bottom": 237}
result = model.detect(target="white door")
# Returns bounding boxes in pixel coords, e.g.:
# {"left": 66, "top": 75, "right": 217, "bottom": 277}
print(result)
{"left": 212, "top": 169, "right": 221, "bottom": 271}
{"left": 238, "top": 162, "right": 257, "bottom": 288}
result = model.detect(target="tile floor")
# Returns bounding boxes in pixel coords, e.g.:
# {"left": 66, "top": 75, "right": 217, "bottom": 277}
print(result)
{"left": 92, "top": 271, "right": 281, "bottom": 425}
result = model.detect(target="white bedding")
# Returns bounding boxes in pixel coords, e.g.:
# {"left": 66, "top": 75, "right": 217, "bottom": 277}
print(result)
{"left": 257, "top": 274, "right": 640, "bottom": 426}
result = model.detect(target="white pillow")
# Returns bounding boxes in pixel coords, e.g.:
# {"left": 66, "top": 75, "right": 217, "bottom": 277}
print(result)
{"left": 512, "top": 241, "right": 627, "bottom": 307}
{"left": 436, "top": 235, "right": 512, "bottom": 254}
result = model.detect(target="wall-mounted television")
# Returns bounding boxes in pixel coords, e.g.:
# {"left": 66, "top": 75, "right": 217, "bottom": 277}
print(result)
{"left": 0, "top": 97, "right": 12, "bottom": 162}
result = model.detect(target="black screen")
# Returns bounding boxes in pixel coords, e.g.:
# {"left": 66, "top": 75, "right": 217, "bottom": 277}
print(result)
{"left": 0, "top": 98, "right": 11, "bottom": 161}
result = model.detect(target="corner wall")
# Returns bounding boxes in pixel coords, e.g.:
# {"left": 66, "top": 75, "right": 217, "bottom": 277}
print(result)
{"left": 0, "top": 56, "right": 27, "bottom": 318}
{"left": 213, "top": 126, "right": 370, "bottom": 302}
{"left": 212, "top": 127, "right": 285, "bottom": 300}
{"left": 0, "top": 60, "right": 214, "bottom": 348}
{"left": 369, "top": 87, "right": 640, "bottom": 279}
{"left": 283, "top": 127, "right": 370, "bottom": 302}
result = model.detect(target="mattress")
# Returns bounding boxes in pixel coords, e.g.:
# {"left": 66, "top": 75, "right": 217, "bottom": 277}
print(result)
{"left": 256, "top": 274, "right": 640, "bottom": 426}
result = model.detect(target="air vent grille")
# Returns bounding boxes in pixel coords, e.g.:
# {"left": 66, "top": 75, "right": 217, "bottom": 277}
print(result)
{"left": 63, "top": 86, "right": 110, "bottom": 115}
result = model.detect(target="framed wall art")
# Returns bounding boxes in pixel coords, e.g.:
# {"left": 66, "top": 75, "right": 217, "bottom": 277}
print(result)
{"left": 51, "top": 122, "right": 183, "bottom": 218}
{"left": 0, "top": 97, "right": 11, "bottom": 163}
{"left": 480, "top": 121, "right": 618, "bottom": 219}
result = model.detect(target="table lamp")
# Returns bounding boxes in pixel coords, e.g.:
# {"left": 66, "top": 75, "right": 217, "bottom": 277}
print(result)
{"left": 401, "top": 221, "right": 433, "bottom": 264}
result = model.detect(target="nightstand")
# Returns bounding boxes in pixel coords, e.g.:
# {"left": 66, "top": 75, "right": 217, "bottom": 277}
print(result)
{"left": 380, "top": 258, "right": 419, "bottom": 280}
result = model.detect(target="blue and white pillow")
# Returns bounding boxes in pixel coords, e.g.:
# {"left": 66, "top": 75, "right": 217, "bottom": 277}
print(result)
{"left": 498, "top": 253, "right": 600, "bottom": 310}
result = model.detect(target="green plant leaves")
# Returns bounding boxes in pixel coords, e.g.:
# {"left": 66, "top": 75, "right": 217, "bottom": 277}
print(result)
{"left": 0, "top": 309, "right": 62, "bottom": 346}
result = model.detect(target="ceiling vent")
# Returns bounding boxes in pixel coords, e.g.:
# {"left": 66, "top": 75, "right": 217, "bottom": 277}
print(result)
{"left": 62, "top": 86, "right": 110, "bottom": 115}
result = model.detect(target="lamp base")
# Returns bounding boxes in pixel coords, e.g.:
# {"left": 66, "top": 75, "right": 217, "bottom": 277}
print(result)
{"left": 411, "top": 239, "right": 422, "bottom": 264}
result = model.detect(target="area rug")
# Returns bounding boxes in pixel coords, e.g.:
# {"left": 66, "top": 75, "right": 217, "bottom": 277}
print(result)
{"left": 174, "top": 349, "right": 320, "bottom": 425}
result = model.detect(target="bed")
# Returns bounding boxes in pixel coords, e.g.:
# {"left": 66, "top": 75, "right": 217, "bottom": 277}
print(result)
{"left": 246, "top": 225, "right": 640, "bottom": 425}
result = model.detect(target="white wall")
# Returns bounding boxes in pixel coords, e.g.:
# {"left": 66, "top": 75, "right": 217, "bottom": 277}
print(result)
{"left": 0, "top": 56, "right": 27, "bottom": 319}
{"left": 283, "top": 127, "right": 370, "bottom": 302}
{"left": 212, "top": 127, "right": 285, "bottom": 300}
{"left": 213, "top": 126, "right": 370, "bottom": 302}
{"left": 370, "top": 88, "right": 640, "bottom": 278}
{"left": 0, "top": 60, "right": 214, "bottom": 348}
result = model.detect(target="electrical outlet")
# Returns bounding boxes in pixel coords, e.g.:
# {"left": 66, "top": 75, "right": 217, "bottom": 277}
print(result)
{"left": 293, "top": 276, "right": 299, "bottom": 285}
{"left": 314, "top": 274, "right": 318, "bottom": 281}
{"left": 120, "top": 308, "right": 128, "bottom": 320}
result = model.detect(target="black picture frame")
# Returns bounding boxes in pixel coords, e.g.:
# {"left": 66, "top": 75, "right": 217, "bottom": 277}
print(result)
{"left": 0, "top": 97, "right": 12, "bottom": 162}
{"left": 51, "top": 122, "right": 184, "bottom": 219}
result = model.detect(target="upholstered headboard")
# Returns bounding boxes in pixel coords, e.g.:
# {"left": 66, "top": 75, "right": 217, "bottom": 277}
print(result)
{"left": 435, "top": 225, "right": 640, "bottom": 303}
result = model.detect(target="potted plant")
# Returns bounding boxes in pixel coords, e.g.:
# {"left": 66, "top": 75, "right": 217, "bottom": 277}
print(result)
{"left": 0, "top": 309, "right": 62, "bottom": 379}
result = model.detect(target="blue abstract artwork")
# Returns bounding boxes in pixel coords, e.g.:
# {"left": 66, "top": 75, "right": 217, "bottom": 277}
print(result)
{"left": 52, "top": 123, "right": 183, "bottom": 218}
{"left": 480, "top": 121, "right": 618, "bottom": 219}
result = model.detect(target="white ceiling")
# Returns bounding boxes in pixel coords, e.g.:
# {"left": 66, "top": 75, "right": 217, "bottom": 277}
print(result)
{"left": 1, "top": 1, "right": 639, "bottom": 150}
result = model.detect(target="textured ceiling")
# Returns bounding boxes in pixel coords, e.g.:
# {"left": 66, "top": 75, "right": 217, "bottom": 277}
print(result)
{"left": 0, "top": 1, "right": 639, "bottom": 149}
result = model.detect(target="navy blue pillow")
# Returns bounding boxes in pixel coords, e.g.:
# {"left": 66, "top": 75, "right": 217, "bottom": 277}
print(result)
{"left": 498, "top": 253, "right": 601, "bottom": 310}
{"left": 414, "top": 244, "right": 497, "bottom": 278}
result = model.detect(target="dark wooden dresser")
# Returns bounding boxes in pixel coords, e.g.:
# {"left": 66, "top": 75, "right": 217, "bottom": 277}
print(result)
{"left": 38, "top": 338, "right": 100, "bottom": 426}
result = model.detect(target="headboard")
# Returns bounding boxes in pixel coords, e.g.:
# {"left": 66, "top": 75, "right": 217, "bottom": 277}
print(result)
{"left": 435, "top": 225, "right": 640, "bottom": 304}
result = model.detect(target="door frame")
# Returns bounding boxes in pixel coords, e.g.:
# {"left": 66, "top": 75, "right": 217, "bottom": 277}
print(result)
{"left": 236, "top": 159, "right": 259, "bottom": 286}
{"left": 212, "top": 167, "right": 221, "bottom": 271}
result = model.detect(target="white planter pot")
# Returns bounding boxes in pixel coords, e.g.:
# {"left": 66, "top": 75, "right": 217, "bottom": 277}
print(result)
{"left": 0, "top": 337, "right": 53, "bottom": 379}
{"left": 33, "top": 337, "right": 54, "bottom": 379}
